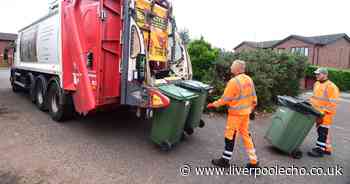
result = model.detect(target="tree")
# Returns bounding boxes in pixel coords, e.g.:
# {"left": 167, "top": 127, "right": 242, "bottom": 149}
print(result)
{"left": 187, "top": 37, "right": 219, "bottom": 82}
{"left": 178, "top": 28, "right": 190, "bottom": 46}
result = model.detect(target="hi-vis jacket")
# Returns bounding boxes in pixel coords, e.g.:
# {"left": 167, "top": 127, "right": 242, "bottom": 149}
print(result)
{"left": 310, "top": 80, "right": 339, "bottom": 117}
{"left": 213, "top": 74, "right": 257, "bottom": 116}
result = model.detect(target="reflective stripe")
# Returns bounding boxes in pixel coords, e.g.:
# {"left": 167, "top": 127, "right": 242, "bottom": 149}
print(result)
{"left": 316, "top": 145, "right": 326, "bottom": 151}
{"left": 223, "top": 96, "right": 240, "bottom": 102}
{"left": 229, "top": 104, "right": 250, "bottom": 110}
{"left": 222, "top": 155, "right": 231, "bottom": 160}
{"left": 223, "top": 94, "right": 256, "bottom": 102}
{"left": 311, "top": 96, "right": 337, "bottom": 103}
{"left": 247, "top": 149, "right": 256, "bottom": 154}
{"left": 320, "top": 125, "right": 330, "bottom": 128}
{"left": 226, "top": 75, "right": 255, "bottom": 111}
{"left": 224, "top": 151, "right": 233, "bottom": 155}
{"left": 247, "top": 149, "right": 258, "bottom": 161}
{"left": 249, "top": 155, "right": 258, "bottom": 161}
{"left": 318, "top": 106, "right": 336, "bottom": 111}
{"left": 312, "top": 82, "right": 338, "bottom": 104}
{"left": 316, "top": 141, "right": 326, "bottom": 146}
{"left": 234, "top": 77, "right": 241, "bottom": 92}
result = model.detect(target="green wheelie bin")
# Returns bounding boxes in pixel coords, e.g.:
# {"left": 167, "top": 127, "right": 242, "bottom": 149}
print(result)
{"left": 150, "top": 84, "right": 198, "bottom": 151}
{"left": 265, "top": 96, "right": 323, "bottom": 159}
{"left": 176, "top": 80, "right": 212, "bottom": 135}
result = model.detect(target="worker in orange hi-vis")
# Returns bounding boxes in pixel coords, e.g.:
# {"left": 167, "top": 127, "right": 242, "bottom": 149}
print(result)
{"left": 207, "top": 60, "right": 259, "bottom": 169}
{"left": 308, "top": 67, "right": 339, "bottom": 157}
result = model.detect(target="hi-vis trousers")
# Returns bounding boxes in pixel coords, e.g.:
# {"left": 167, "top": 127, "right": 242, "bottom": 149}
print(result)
{"left": 315, "top": 114, "right": 334, "bottom": 153}
{"left": 221, "top": 115, "right": 258, "bottom": 164}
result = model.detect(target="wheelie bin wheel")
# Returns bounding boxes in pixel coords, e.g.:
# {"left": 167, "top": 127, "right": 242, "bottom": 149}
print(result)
{"left": 184, "top": 127, "right": 194, "bottom": 135}
{"left": 181, "top": 133, "right": 187, "bottom": 141}
{"left": 160, "top": 141, "right": 172, "bottom": 151}
{"left": 291, "top": 149, "right": 303, "bottom": 159}
{"left": 199, "top": 119, "right": 205, "bottom": 128}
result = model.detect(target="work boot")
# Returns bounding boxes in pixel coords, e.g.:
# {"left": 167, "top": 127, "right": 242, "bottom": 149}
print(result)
{"left": 308, "top": 148, "right": 324, "bottom": 157}
{"left": 312, "top": 148, "right": 332, "bottom": 156}
{"left": 245, "top": 162, "right": 260, "bottom": 169}
{"left": 211, "top": 157, "right": 230, "bottom": 168}
{"left": 245, "top": 162, "right": 260, "bottom": 176}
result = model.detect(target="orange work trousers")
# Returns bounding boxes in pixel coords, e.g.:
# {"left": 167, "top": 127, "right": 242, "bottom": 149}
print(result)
{"left": 224, "top": 115, "right": 258, "bottom": 164}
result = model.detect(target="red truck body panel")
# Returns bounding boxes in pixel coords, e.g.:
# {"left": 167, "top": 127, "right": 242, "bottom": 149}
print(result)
{"left": 61, "top": 0, "right": 122, "bottom": 114}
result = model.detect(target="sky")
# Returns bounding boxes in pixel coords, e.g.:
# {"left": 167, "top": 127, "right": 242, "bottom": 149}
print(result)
{"left": 1, "top": 0, "right": 349, "bottom": 50}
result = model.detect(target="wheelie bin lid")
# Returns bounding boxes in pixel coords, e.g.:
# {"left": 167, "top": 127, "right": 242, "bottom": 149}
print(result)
{"left": 158, "top": 84, "right": 198, "bottom": 101}
{"left": 177, "top": 80, "right": 212, "bottom": 92}
{"left": 277, "top": 96, "right": 323, "bottom": 118}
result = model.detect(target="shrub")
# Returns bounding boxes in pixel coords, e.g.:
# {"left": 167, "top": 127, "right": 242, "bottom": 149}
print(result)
{"left": 211, "top": 49, "right": 308, "bottom": 111}
{"left": 187, "top": 37, "right": 219, "bottom": 83}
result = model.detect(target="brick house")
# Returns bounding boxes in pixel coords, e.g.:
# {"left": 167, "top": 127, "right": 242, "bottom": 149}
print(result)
{"left": 0, "top": 32, "right": 17, "bottom": 67}
{"left": 234, "top": 33, "right": 350, "bottom": 70}
{"left": 274, "top": 33, "right": 350, "bottom": 69}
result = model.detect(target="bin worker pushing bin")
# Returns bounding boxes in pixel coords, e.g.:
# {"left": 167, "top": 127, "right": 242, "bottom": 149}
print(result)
{"left": 207, "top": 60, "right": 259, "bottom": 168}
{"left": 308, "top": 67, "right": 339, "bottom": 157}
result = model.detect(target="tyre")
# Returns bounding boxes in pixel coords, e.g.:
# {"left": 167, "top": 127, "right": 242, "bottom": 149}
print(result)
{"left": 199, "top": 119, "right": 205, "bottom": 128}
{"left": 26, "top": 73, "right": 36, "bottom": 103}
{"left": 181, "top": 132, "right": 187, "bottom": 141}
{"left": 160, "top": 141, "right": 172, "bottom": 151}
{"left": 35, "top": 76, "right": 48, "bottom": 111}
{"left": 11, "top": 82, "right": 22, "bottom": 93}
{"left": 291, "top": 149, "right": 303, "bottom": 159}
{"left": 184, "top": 127, "right": 194, "bottom": 135}
{"left": 47, "top": 79, "right": 74, "bottom": 122}
{"left": 10, "top": 73, "right": 22, "bottom": 93}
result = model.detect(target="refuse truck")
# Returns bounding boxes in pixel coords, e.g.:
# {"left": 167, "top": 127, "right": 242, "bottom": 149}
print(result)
{"left": 265, "top": 96, "right": 323, "bottom": 159}
{"left": 10, "top": 0, "right": 210, "bottom": 148}
{"left": 10, "top": 0, "right": 195, "bottom": 120}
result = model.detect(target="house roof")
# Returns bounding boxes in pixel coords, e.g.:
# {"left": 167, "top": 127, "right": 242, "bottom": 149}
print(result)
{"left": 234, "top": 33, "right": 350, "bottom": 50}
{"left": 274, "top": 33, "right": 350, "bottom": 47}
{"left": 0, "top": 33, "right": 17, "bottom": 41}
{"left": 234, "top": 40, "right": 280, "bottom": 50}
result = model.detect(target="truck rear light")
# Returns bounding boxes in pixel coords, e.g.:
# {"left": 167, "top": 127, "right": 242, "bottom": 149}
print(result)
{"left": 149, "top": 89, "right": 170, "bottom": 109}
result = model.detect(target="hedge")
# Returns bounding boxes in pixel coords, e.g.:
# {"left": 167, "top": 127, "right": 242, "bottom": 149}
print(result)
{"left": 209, "top": 49, "right": 308, "bottom": 112}
{"left": 305, "top": 65, "right": 350, "bottom": 91}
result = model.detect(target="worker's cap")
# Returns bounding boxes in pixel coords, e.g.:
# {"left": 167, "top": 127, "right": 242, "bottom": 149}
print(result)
{"left": 314, "top": 67, "right": 328, "bottom": 75}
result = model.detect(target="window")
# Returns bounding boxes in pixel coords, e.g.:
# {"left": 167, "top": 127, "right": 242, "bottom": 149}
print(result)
{"left": 291, "top": 48, "right": 296, "bottom": 53}
{"left": 130, "top": 26, "right": 141, "bottom": 58}
{"left": 290, "top": 47, "right": 309, "bottom": 56}
{"left": 168, "top": 36, "right": 183, "bottom": 63}
{"left": 20, "top": 26, "right": 38, "bottom": 62}
{"left": 277, "top": 48, "right": 285, "bottom": 53}
{"left": 305, "top": 48, "right": 309, "bottom": 57}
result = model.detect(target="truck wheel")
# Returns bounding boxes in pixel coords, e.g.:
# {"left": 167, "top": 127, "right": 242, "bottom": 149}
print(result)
{"left": 35, "top": 76, "right": 48, "bottom": 111}
{"left": 47, "top": 80, "right": 74, "bottom": 122}
{"left": 10, "top": 74, "right": 21, "bottom": 93}
{"left": 11, "top": 82, "right": 22, "bottom": 93}
{"left": 26, "top": 73, "right": 36, "bottom": 103}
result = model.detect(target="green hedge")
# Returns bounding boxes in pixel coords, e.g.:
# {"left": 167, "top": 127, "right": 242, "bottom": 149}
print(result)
{"left": 209, "top": 49, "right": 308, "bottom": 111}
{"left": 186, "top": 37, "right": 309, "bottom": 112}
{"left": 306, "top": 65, "right": 350, "bottom": 91}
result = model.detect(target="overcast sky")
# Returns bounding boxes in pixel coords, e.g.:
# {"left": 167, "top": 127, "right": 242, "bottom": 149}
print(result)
{"left": 1, "top": 0, "right": 349, "bottom": 50}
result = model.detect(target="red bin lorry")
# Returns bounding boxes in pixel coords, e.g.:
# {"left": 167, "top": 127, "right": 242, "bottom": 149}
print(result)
{"left": 10, "top": 0, "right": 193, "bottom": 121}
